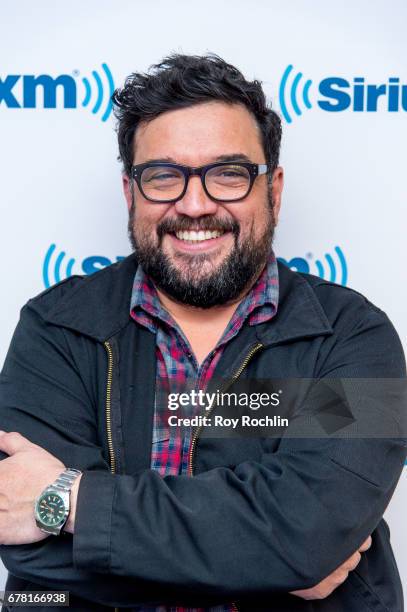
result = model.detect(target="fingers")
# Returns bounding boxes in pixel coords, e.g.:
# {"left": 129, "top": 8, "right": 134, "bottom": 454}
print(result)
{"left": 358, "top": 535, "right": 372, "bottom": 552}
{"left": 346, "top": 551, "right": 361, "bottom": 572}
{"left": 334, "top": 551, "right": 361, "bottom": 586}
{"left": 0, "top": 431, "right": 36, "bottom": 455}
{"left": 291, "top": 536, "right": 373, "bottom": 601}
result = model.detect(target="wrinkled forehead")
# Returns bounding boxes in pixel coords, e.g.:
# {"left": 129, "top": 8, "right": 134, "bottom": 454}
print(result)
{"left": 132, "top": 101, "right": 265, "bottom": 166}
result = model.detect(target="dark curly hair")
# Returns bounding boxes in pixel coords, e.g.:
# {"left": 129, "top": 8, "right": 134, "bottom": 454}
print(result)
{"left": 112, "top": 53, "right": 282, "bottom": 178}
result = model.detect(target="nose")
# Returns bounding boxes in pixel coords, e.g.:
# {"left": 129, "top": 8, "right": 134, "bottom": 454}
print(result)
{"left": 174, "top": 175, "right": 219, "bottom": 217}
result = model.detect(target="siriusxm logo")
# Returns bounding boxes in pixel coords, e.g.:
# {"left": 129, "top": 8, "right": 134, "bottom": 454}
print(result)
{"left": 278, "top": 64, "right": 407, "bottom": 123}
{"left": 42, "top": 244, "right": 347, "bottom": 289}
{"left": 0, "top": 63, "right": 114, "bottom": 122}
{"left": 278, "top": 246, "right": 347, "bottom": 285}
{"left": 42, "top": 244, "right": 124, "bottom": 288}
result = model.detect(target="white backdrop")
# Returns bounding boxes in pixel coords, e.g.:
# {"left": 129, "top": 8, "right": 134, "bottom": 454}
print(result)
{"left": 0, "top": 0, "right": 406, "bottom": 596}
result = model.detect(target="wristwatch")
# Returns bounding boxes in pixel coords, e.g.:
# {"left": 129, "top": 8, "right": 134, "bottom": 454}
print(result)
{"left": 34, "top": 468, "right": 82, "bottom": 535}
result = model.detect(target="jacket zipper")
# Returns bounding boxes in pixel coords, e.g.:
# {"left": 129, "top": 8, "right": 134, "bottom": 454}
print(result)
{"left": 188, "top": 342, "right": 264, "bottom": 476}
{"left": 104, "top": 341, "right": 119, "bottom": 612}
{"left": 104, "top": 341, "right": 263, "bottom": 612}
{"left": 104, "top": 341, "right": 116, "bottom": 475}
{"left": 188, "top": 342, "right": 264, "bottom": 612}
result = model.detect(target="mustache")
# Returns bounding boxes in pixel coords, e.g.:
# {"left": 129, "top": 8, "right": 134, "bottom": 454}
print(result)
{"left": 157, "top": 216, "right": 240, "bottom": 239}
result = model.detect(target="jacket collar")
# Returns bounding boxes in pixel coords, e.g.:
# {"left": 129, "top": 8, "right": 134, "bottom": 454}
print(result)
{"left": 255, "top": 262, "right": 333, "bottom": 346}
{"left": 42, "top": 253, "right": 333, "bottom": 344}
{"left": 43, "top": 253, "right": 139, "bottom": 342}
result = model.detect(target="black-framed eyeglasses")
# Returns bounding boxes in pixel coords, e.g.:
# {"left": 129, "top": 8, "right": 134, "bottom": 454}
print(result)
{"left": 131, "top": 161, "right": 269, "bottom": 203}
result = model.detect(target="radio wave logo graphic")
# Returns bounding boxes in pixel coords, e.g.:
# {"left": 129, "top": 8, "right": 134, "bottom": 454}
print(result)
{"left": 43, "top": 244, "right": 77, "bottom": 288}
{"left": 278, "top": 246, "right": 348, "bottom": 286}
{"left": 279, "top": 64, "right": 313, "bottom": 123}
{"left": 80, "top": 63, "right": 114, "bottom": 122}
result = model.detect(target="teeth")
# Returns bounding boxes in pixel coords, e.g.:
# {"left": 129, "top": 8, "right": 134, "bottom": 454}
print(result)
{"left": 175, "top": 230, "right": 224, "bottom": 242}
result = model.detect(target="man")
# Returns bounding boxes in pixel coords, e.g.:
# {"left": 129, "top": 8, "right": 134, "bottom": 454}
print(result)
{"left": 0, "top": 54, "right": 405, "bottom": 611}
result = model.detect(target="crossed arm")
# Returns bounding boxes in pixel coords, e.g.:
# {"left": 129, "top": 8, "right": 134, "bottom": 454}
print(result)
{"left": 0, "top": 302, "right": 405, "bottom": 608}
{"left": 0, "top": 430, "right": 372, "bottom": 603}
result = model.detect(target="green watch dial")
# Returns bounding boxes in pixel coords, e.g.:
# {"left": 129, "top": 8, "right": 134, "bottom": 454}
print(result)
{"left": 36, "top": 492, "right": 66, "bottom": 527}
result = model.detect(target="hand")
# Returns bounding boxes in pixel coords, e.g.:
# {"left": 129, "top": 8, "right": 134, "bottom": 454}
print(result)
{"left": 0, "top": 431, "right": 67, "bottom": 544}
{"left": 290, "top": 536, "right": 372, "bottom": 600}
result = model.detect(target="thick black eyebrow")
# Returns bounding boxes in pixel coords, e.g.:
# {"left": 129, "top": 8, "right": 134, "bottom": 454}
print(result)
{"left": 213, "top": 153, "right": 252, "bottom": 163}
{"left": 138, "top": 153, "right": 253, "bottom": 166}
{"left": 140, "top": 157, "right": 177, "bottom": 165}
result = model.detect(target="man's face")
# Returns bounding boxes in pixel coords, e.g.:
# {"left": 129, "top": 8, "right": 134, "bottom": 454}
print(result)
{"left": 123, "top": 101, "right": 283, "bottom": 308}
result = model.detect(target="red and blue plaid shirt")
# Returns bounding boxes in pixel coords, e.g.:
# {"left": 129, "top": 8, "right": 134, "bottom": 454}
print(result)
{"left": 130, "top": 252, "right": 279, "bottom": 612}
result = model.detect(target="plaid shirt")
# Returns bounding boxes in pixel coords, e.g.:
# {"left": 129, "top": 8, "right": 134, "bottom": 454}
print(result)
{"left": 130, "top": 253, "right": 279, "bottom": 612}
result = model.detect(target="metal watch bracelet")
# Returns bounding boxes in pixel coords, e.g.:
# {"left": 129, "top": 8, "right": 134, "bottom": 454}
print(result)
{"left": 52, "top": 468, "right": 82, "bottom": 492}
{"left": 35, "top": 468, "right": 82, "bottom": 536}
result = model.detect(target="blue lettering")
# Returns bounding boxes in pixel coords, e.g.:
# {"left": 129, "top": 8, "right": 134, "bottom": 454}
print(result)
{"left": 0, "top": 75, "right": 20, "bottom": 107}
{"left": 402, "top": 85, "right": 407, "bottom": 111}
{"left": 318, "top": 77, "right": 351, "bottom": 112}
{"left": 366, "top": 83, "right": 387, "bottom": 111}
{"left": 82, "top": 256, "right": 112, "bottom": 275}
{"left": 388, "top": 78, "right": 399, "bottom": 112}
{"left": 277, "top": 257, "right": 310, "bottom": 274}
{"left": 23, "top": 75, "right": 76, "bottom": 108}
{"left": 353, "top": 78, "right": 365, "bottom": 111}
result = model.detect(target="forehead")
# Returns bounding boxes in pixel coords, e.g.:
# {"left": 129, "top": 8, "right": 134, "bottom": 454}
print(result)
{"left": 133, "top": 101, "right": 265, "bottom": 165}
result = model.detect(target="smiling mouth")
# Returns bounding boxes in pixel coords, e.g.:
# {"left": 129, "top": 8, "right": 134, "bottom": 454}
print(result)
{"left": 173, "top": 229, "right": 226, "bottom": 244}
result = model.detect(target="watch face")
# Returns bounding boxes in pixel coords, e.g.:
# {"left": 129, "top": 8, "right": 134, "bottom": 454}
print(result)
{"left": 36, "top": 492, "right": 66, "bottom": 527}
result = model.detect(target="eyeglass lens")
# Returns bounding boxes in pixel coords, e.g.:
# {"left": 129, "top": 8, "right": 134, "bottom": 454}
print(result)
{"left": 140, "top": 164, "right": 251, "bottom": 201}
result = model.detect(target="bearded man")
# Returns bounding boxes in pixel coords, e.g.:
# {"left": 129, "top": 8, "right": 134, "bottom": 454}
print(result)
{"left": 0, "top": 54, "right": 405, "bottom": 612}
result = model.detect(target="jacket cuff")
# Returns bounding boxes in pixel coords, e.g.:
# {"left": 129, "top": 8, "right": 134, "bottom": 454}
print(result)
{"left": 72, "top": 470, "right": 116, "bottom": 572}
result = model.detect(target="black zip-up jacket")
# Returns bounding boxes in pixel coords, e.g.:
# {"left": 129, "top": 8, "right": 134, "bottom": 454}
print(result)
{"left": 0, "top": 254, "right": 406, "bottom": 611}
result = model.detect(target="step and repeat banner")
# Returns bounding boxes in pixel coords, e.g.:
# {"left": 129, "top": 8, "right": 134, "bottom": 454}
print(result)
{"left": 1, "top": 0, "right": 406, "bottom": 593}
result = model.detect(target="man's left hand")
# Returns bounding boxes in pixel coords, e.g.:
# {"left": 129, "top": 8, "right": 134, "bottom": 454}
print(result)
{"left": 0, "top": 431, "right": 67, "bottom": 544}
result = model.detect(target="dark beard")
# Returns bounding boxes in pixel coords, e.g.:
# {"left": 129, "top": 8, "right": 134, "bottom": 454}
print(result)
{"left": 128, "top": 199, "right": 275, "bottom": 309}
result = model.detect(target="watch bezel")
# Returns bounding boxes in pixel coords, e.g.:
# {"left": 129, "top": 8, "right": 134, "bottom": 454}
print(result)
{"left": 34, "top": 488, "right": 70, "bottom": 535}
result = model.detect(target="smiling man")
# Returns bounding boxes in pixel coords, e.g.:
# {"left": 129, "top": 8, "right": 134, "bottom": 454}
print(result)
{"left": 124, "top": 99, "right": 280, "bottom": 367}
{"left": 0, "top": 54, "right": 405, "bottom": 612}
{"left": 126, "top": 102, "right": 277, "bottom": 312}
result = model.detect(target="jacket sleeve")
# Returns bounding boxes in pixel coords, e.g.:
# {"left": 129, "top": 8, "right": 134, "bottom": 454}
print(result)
{"left": 1, "top": 295, "right": 406, "bottom": 603}
{"left": 0, "top": 302, "right": 176, "bottom": 608}
{"left": 70, "top": 297, "right": 407, "bottom": 596}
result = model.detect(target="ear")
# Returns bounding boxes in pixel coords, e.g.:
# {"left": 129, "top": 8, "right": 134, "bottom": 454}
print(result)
{"left": 270, "top": 166, "right": 284, "bottom": 224}
{"left": 122, "top": 174, "right": 133, "bottom": 212}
